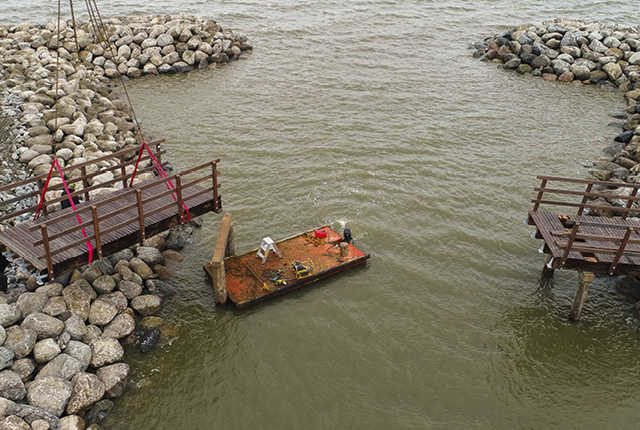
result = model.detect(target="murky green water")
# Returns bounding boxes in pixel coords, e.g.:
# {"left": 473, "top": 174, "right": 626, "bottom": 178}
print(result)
{"left": 4, "top": 1, "right": 640, "bottom": 429}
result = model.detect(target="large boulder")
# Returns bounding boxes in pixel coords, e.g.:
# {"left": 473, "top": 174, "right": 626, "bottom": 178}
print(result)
{"left": 63, "top": 341, "right": 91, "bottom": 371}
{"left": 88, "top": 300, "right": 117, "bottom": 326}
{"left": 64, "top": 315, "right": 87, "bottom": 341}
{"left": 0, "top": 371, "right": 26, "bottom": 401}
{"left": 602, "top": 62, "right": 622, "bottom": 81}
{"left": 62, "top": 284, "right": 91, "bottom": 321}
{"left": 42, "top": 297, "right": 67, "bottom": 318}
{"left": 6, "top": 403, "right": 59, "bottom": 429}
{"left": 16, "top": 293, "right": 48, "bottom": 317}
{"left": 66, "top": 373, "right": 105, "bottom": 415}
{"left": 117, "top": 280, "right": 142, "bottom": 300}
{"left": 36, "top": 354, "right": 83, "bottom": 381}
{"left": 0, "top": 349, "right": 14, "bottom": 372}
{"left": 26, "top": 376, "right": 72, "bottom": 416}
{"left": 10, "top": 359, "right": 35, "bottom": 383}
{"left": 136, "top": 247, "right": 164, "bottom": 266}
{"left": 91, "top": 276, "right": 115, "bottom": 295}
{"left": 129, "top": 258, "right": 153, "bottom": 279}
{"left": 21, "top": 313, "right": 64, "bottom": 340}
{"left": 90, "top": 338, "right": 123, "bottom": 368}
{"left": 0, "top": 416, "right": 29, "bottom": 430}
{"left": 102, "top": 313, "right": 135, "bottom": 339}
{"left": 131, "top": 295, "right": 161, "bottom": 316}
{"left": 33, "top": 339, "right": 61, "bottom": 364}
{"left": 99, "top": 292, "right": 128, "bottom": 314}
{"left": 3, "top": 327, "right": 36, "bottom": 359}
{"left": 58, "top": 415, "right": 85, "bottom": 430}
{"left": 0, "top": 305, "right": 22, "bottom": 327}
{"left": 96, "top": 363, "right": 129, "bottom": 398}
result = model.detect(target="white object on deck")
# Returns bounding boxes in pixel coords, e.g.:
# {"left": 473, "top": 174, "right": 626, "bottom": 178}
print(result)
{"left": 256, "top": 237, "right": 282, "bottom": 263}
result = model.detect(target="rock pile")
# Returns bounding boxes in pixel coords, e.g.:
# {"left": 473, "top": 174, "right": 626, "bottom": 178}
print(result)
{"left": 0, "top": 14, "right": 251, "bottom": 193}
{"left": 473, "top": 19, "right": 640, "bottom": 213}
{"left": 0, "top": 226, "right": 188, "bottom": 430}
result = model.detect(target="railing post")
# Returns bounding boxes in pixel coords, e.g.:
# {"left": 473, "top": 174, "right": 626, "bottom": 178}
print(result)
{"left": 211, "top": 161, "right": 219, "bottom": 210}
{"left": 155, "top": 143, "right": 162, "bottom": 167}
{"left": 176, "top": 175, "right": 184, "bottom": 223}
{"left": 136, "top": 190, "right": 145, "bottom": 243}
{"left": 38, "top": 178, "right": 48, "bottom": 216}
{"left": 622, "top": 187, "right": 638, "bottom": 220}
{"left": 40, "top": 224, "right": 54, "bottom": 279}
{"left": 91, "top": 205, "right": 102, "bottom": 259}
{"left": 80, "top": 165, "right": 90, "bottom": 202}
{"left": 119, "top": 154, "right": 127, "bottom": 188}
{"left": 610, "top": 227, "right": 634, "bottom": 274}
{"left": 532, "top": 178, "right": 547, "bottom": 212}
{"left": 561, "top": 223, "right": 580, "bottom": 267}
{"left": 577, "top": 183, "right": 593, "bottom": 216}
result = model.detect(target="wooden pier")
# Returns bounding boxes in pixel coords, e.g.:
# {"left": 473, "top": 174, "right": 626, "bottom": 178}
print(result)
{"left": 528, "top": 175, "right": 640, "bottom": 320}
{"left": 0, "top": 144, "right": 221, "bottom": 279}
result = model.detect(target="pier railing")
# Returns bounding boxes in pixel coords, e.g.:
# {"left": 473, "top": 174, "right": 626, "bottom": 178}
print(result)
{"left": 0, "top": 141, "right": 166, "bottom": 224}
{"left": 531, "top": 175, "right": 640, "bottom": 218}
{"left": 30, "top": 160, "right": 220, "bottom": 277}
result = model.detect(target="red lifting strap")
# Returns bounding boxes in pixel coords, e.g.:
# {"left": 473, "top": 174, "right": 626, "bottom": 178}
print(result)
{"left": 34, "top": 158, "right": 94, "bottom": 264}
{"left": 129, "top": 140, "right": 191, "bottom": 223}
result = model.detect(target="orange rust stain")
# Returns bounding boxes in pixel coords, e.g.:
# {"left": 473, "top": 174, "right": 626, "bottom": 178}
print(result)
{"left": 225, "top": 226, "right": 366, "bottom": 306}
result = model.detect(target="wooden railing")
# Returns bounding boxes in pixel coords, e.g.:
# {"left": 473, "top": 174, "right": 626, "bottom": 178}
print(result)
{"left": 531, "top": 175, "right": 640, "bottom": 218}
{"left": 32, "top": 160, "right": 220, "bottom": 277}
{"left": 0, "top": 141, "right": 166, "bottom": 223}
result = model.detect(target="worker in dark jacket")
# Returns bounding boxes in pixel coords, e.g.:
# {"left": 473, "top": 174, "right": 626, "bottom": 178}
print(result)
{"left": 61, "top": 182, "right": 82, "bottom": 209}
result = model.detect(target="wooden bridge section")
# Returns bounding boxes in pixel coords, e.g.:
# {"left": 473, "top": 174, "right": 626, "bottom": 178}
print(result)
{"left": 528, "top": 175, "right": 640, "bottom": 320}
{"left": 0, "top": 143, "right": 221, "bottom": 279}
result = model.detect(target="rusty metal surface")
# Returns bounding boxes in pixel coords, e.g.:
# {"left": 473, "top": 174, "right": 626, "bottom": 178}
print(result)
{"left": 224, "top": 226, "right": 369, "bottom": 307}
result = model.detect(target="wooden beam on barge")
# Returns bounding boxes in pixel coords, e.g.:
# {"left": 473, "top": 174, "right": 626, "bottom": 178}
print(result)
{"left": 203, "top": 213, "right": 234, "bottom": 304}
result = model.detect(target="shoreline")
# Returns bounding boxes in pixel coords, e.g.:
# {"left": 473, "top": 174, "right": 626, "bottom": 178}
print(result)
{"left": 473, "top": 19, "right": 640, "bottom": 304}
{"left": 0, "top": 13, "right": 250, "bottom": 430}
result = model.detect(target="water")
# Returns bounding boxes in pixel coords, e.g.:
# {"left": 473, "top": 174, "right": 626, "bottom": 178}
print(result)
{"left": 3, "top": 1, "right": 640, "bottom": 429}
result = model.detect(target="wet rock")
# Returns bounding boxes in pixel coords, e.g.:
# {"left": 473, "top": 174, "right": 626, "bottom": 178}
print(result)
{"left": 6, "top": 403, "right": 59, "bottom": 429}
{"left": 143, "top": 235, "right": 166, "bottom": 250}
{"left": 66, "top": 373, "right": 105, "bottom": 415}
{"left": 26, "top": 376, "right": 72, "bottom": 416}
{"left": 84, "top": 399, "right": 113, "bottom": 426}
{"left": 36, "top": 354, "right": 83, "bottom": 381}
{"left": 33, "top": 339, "right": 61, "bottom": 364}
{"left": 96, "top": 363, "right": 129, "bottom": 398}
{"left": 21, "top": 313, "right": 64, "bottom": 340}
{"left": 131, "top": 295, "right": 161, "bottom": 316}
{"left": 136, "top": 247, "right": 163, "bottom": 266}
{"left": 107, "top": 248, "right": 133, "bottom": 265}
{"left": 145, "top": 279, "right": 176, "bottom": 298}
{"left": 102, "top": 313, "right": 134, "bottom": 339}
{"left": 0, "top": 305, "right": 22, "bottom": 327}
{"left": 166, "top": 229, "right": 190, "bottom": 250}
{"left": 129, "top": 258, "right": 153, "bottom": 280}
{"left": 90, "top": 338, "right": 123, "bottom": 368}
{"left": 616, "top": 131, "right": 634, "bottom": 143}
{"left": 161, "top": 249, "right": 183, "bottom": 263}
{"left": 88, "top": 300, "right": 117, "bottom": 326}
{"left": 81, "top": 266, "right": 101, "bottom": 285}
{"left": 3, "top": 327, "right": 36, "bottom": 359}
{"left": 0, "top": 371, "right": 25, "bottom": 401}
{"left": 138, "top": 327, "right": 160, "bottom": 353}
{"left": 602, "top": 62, "right": 622, "bottom": 81}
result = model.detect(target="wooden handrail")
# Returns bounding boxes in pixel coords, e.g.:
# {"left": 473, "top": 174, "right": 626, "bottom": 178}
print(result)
{"left": 530, "top": 199, "right": 640, "bottom": 215}
{"left": 39, "top": 232, "right": 97, "bottom": 258}
{"left": 533, "top": 187, "right": 640, "bottom": 203}
{"left": 536, "top": 175, "right": 640, "bottom": 189}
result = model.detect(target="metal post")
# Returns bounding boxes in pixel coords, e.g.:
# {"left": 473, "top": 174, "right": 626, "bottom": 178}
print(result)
{"left": 90, "top": 205, "right": 103, "bottom": 259}
{"left": 136, "top": 189, "right": 145, "bottom": 243}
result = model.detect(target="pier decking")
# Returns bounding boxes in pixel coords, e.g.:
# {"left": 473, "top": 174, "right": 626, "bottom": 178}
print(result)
{"left": 0, "top": 144, "right": 221, "bottom": 279}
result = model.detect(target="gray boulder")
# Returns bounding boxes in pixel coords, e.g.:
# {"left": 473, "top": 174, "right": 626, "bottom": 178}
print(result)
{"left": 21, "top": 313, "right": 64, "bottom": 340}
{"left": 99, "top": 292, "right": 128, "bottom": 314}
{"left": 58, "top": 415, "right": 85, "bottom": 429}
{"left": 0, "top": 416, "right": 29, "bottom": 429}
{"left": 3, "top": 327, "right": 36, "bottom": 359}
{"left": 0, "top": 327, "right": 6, "bottom": 346}
{"left": 91, "top": 276, "right": 115, "bottom": 295}
{"left": 88, "top": 300, "right": 117, "bottom": 326}
{"left": 0, "top": 371, "right": 26, "bottom": 401}
{"left": 64, "top": 315, "right": 87, "bottom": 341}
{"left": 33, "top": 339, "right": 61, "bottom": 364}
{"left": 0, "top": 305, "right": 22, "bottom": 327}
{"left": 6, "top": 403, "right": 59, "bottom": 429}
{"left": 63, "top": 341, "right": 91, "bottom": 371}
{"left": 16, "top": 293, "right": 48, "bottom": 317}
{"left": 0, "top": 348, "right": 14, "bottom": 371}
{"left": 26, "top": 376, "right": 72, "bottom": 416}
{"left": 136, "top": 247, "right": 164, "bottom": 266}
{"left": 96, "top": 363, "right": 129, "bottom": 398}
{"left": 117, "top": 280, "right": 141, "bottom": 300}
{"left": 42, "top": 297, "right": 67, "bottom": 318}
{"left": 66, "top": 373, "right": 105, "bottom": 415}
{"left": 131, "top": 295, "right": 161, "bottom": 316}
{"left": 36, "top": 354, "right": 83, "bottom": 381}
{"left": 36, "top": 283, "right": 63, "bottom": 298}
{"left": 10, "top": 359, "right": 35, "bottom": 383}
{"left": 102, "top": 313, "right": 135, "bottom": 339}
{"left": 81, "top": 265, "right": 102, "bottom": 284}
{"left": 90, "top": 338, "right": 123, "bottom": 368}
{"left": 62, "top": 284, "right": 91, "bottom": 321}
{"left": 129, "top": 258, "right": 153, "bottom": 279}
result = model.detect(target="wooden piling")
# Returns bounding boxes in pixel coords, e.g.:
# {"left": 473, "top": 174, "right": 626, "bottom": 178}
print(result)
{"left": 541, "top": 254, "right": 554, "bottom": 280}
{"left": 570, "top": 271, "right": 594, "bottom": 321}
{"left": 204, "top": 213, "right": 233, "bottom": 304}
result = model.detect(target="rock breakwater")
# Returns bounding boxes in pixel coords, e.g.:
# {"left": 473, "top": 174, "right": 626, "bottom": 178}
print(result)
{"left": 473, "top": 20, "right": 640, "bottom": 207}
